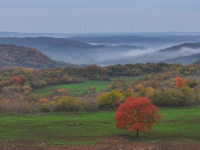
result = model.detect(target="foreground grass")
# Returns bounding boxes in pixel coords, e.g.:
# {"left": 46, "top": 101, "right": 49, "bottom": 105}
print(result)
{"left": 141, "top": 106, "right": 200, "bottom": 141}
{"left": 0, "top": 106, "right": 200, "bottom": 145}
{"left": 0, "top": 112, "right": 127, "bottom": 145}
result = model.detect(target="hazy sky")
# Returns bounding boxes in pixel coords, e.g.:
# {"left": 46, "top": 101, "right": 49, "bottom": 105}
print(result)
{"left": 0, "top": 0, "right": 200, "bottom": 33}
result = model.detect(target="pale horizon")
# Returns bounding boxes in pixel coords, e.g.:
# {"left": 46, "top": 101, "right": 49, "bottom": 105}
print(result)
{"left": 1, "top": 0, "right": 200, "bottom": 33}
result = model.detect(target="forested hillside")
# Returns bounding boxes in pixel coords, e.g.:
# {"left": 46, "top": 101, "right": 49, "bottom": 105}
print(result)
{"left": 0, "top": 44, "right": 70, "bottom": 69}
{"left": 158, "top": 42, "right": 200, "bottom": 53}
{"left": 163, "top": 53, "right": 200, "bottom": 65}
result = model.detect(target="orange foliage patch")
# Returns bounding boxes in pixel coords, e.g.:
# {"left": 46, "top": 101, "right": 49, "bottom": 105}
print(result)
{"left": 175, "top": 77, "right": 186, "bottom": 88}
{"left": 67, "top": 77, "right": 72, "bottom": 83}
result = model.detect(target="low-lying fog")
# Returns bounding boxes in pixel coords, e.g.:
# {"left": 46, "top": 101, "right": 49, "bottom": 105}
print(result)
{"left": 47, "top": 43, "right": 200, "bottom": 66}
{"left": 96, "top": 47, "right": 200, "bottom": 66}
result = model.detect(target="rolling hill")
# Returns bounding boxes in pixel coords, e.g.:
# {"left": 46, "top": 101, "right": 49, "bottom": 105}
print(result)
{"left": 161, "top": 53, "right": 200, "bottom": 65}
{"left": 192, "top": 59, "right": 200, "bottom": 65}
{"left": 0, "top": 37, "right": 145, "bottom": 52}
{"left": 69, "top": 35, "right": 200, "bottom": 48}
{"left": 156, "top": 42, "right": 200, "bottom": 65}
{"left": 158, "top": 42, "right": 200, "bottom": 53}
{"left": 0, "top": 37, "right": 145, "bottom": 64}
{"left": 0, "top": 44, "right": 70, "bottom": 69}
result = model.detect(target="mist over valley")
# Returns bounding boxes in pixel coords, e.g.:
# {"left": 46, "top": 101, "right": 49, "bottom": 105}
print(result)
{"left": 0, "top": 34, "right": 200, "bottom": 66}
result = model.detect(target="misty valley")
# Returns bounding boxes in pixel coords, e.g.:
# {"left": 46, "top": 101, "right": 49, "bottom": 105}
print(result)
{"left": 0, "top": 34, "right": 200, "bottom": 67}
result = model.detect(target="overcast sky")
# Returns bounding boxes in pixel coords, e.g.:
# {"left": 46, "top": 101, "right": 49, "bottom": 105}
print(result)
{"left": 0, "top": 0, "right": 200, "bottom": 33}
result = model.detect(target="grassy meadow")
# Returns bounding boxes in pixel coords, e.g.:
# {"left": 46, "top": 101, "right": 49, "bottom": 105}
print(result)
{"left": 33, "top": 75, "right": 145, "bottom": 95}
{"left": 0, "top": 106, "right": 200, "bottom": 146}
{"left": 33, "top": 80, "right": 112, "bottom": 95}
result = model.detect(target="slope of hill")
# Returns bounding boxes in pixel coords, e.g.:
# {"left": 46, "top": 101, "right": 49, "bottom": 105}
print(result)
{"left": 158, "top": 42, "right": 200, "bottom": 53}
{"left": 192, "top": 59, "right": 200, "bottom": 65}
{"left": 161, "top": 53, "right": 200, "bottom": 65}
{"left": 154, "top": 42, "right": 200, "bottom": 65}
{"left": 0, "top": 44, "right": 70, "bottom": 69}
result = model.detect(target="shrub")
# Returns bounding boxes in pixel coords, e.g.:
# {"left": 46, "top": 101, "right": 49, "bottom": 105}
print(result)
{"left": 60, "top": 75, "right": 72, "bottom": 83}
{"left": 139, "top": 88, "right": 147, "bottom": 97}
{"left": 83, "top": 94, "right": 98, "bottom": 111}
{"left": 54, "top": 96, "right": 85, "bottom": 112}
{"left": 151, "top": 88, "right": 194, "bottom": 107}
{"left": 187, "top": 79, "right": 198, "bottom": 88}
{"left": 38, "top": 98, "right": 50, "bottom": 112}
{"left": 146, "top": 87, "right": 155, "bottom": 97}
{"left": 181, "top": 86, "right": 194, "bottom": 105}
{"left": 30, "top": 79, "right": 47, "bottom": 88}
{"left": 123, "top": 88, "right": 135, "bottom": 98}
{"left": 97, "top": 90, "right": 124, "bottom": 110}
{"left": 0, "top": 96, "right": 38, "bottom": 113}
{"left": 135, "top": 84, "right": 144, "bottom": 91}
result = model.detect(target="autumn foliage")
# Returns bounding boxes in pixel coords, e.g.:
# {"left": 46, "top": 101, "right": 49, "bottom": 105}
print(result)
{"left": 11, "top": 77, "right": 22, "bottom": 86}
{"left": 67, "top": 77, "right": 72, "bottom": 83}
{"left": 114, "top": 96, "right": 162, "bottom": 138}
{"left": 175, "top": 77, "right": 186, "bottom": 88}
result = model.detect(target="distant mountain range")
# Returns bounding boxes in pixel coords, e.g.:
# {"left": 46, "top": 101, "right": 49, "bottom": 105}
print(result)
{"left": 1, "top": 36, "right": 200, "bottom": 66}
{"left": 0, "top": 37, "right": 145, "bottom": 51}
{"left": 0, "top": 37, "right": 145, "bottom": 64}
{"left": 69, "top": 35, "right": 200, "bottom": 47}
{"left": 0, "top": 44, "right": 70, "bottom": 69}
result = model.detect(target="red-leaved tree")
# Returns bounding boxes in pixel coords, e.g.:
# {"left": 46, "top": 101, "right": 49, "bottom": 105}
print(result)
{"left": 114, "top": 96, "right": 162, "bottom": 138}
{"left": 11, "top": 77, "right": 22, "bottom": 86}
{"left": 175, "top": 77, "right": 185, "bottom": 88}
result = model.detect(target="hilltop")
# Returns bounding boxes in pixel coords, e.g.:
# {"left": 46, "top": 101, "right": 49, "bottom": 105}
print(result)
{"left": 0, "top": 44, "right": 70, "bottom": 69}
{"left": 158, "top": 42, "right": 200, "bottom": 53}
{"left": 156, "top": 42, "right": 200, "bottom": 65}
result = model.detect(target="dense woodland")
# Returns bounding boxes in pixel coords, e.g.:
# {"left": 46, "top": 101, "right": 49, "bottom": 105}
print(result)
{"left": 0, "top": 62, "right": 200, "bottom": 113}
{"left": 0, "top": 44, "right": 72, "bottom": 69}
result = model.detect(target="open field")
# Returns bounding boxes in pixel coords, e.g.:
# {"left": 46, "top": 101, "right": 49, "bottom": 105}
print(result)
{"left": 33, "top": 80, "right": 112, "bottom": 95}
{"left": 33, "top": 75, "right": 145, "bottom": 95}
{"left": 0, "top": 106, "right": 200, "bottom": 147}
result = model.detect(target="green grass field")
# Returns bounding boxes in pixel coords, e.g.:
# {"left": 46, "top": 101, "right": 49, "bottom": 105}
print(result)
{"left": 33, "top": 75, "right": 145, "bottom": 95}
{"left": 0, "top": 106, "right": 200, "bottom": 146}
{"left": 33, "top": 80, "right": 112, "bottom": 95}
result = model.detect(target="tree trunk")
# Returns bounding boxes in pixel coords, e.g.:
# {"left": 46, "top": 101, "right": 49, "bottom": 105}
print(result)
{"left": 136, "top": 131, "right": 139, "bottom": 138}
